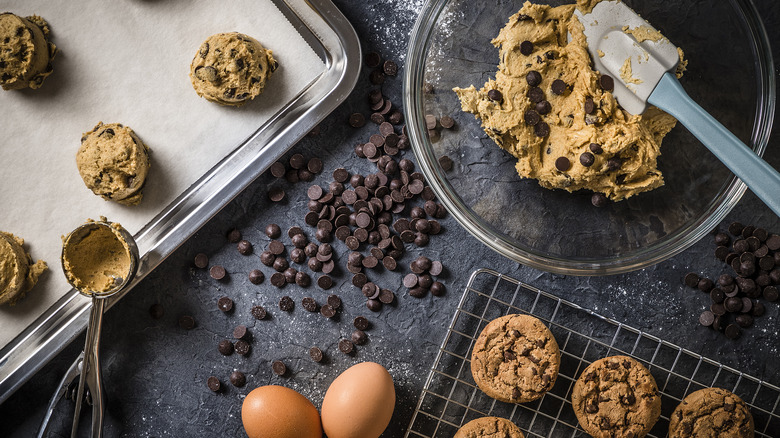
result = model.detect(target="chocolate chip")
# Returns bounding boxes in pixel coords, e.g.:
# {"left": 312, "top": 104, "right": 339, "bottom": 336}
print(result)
{"left": 351, "top": 330, "right": 368, "bottom": 346}
{"left": 555, "top": 157, "right": 571, "bottom": 172}
{"left": 579, "top": 152, "right": 595, "bottom": 167}
{"left": 247, "top": 269, "right": 264, "bottom": 285}
{"left": 534, "top": 122, "right": 550, "bottom": 137}
{"left": 349, "top": 112, "right": 366, "bottom": 128}
{"left": 365, "top": 52, "right": 381, "bottom": 68}
{"left": 591, "top": 193, "right": 607, "bottom": 208}
{"left": 320, "top": 304, "right": 336, "bottom": 318}
{"left": 699, "top": 311, "right": 715, "bottom": 326}
{"left": 178, "top": 315, "right": 195, "bottom": 330}
{"left": 383, "top": 60, "right": 398, "bottom": 76}
{"left": 589, "top": 143, "right": 603, "bottom": 155}
{"left": 273, "top": 257, "right": 289, "bottom": 273}
{"left": 268, "top": 187, "right": 285, "bottom": 202}
{"left": 366, "top": 299, "right": 382, "bottom": 311}
{"left": 217, "top": 296, "right": 233, "bottom": 312}
{"left": 487, "top": 89, "right": 503, "bottom": 103}
{"left": 194, "top": 253, "right": 209, "bottom": 269}
{"left": 527, "top": 87, "right": 544, "bottom": 103}
{"left": 210, "top": 265, "right": 226, "bottom": 280}
{"left": 763, "top": 286, "right": 778, "bottom": 302}
{"left": 535, "top": 100, "right": 551, "bottom": 115}
{"left": 584, "top": 97, "right": 596, "bottom": 114}
{"left": 218, "top": 339, "right": 234, "bottom": 356}
{"left": 279, "top": 296, "right": 294, "bottom": 312}
{"left": 272, "top": 360, "right": 287, "bottom": 376}
{"left": 551, "top": 79, "right": 568, "bottom": 95}
{"left": 353, "top": 316, "right": 370, "bottom": 331}
{"left": 524, "top": 110, "right": 541, "bottom": 126}
{"left": 207, "top": 376, "right": 221, "bottom": 392}
{"left": 520, "top": 40, "right": 534, "bottom": 55}
{"left": 724, "top": 296, "right": 743, "bottom": 313}
{"left": 430, "top": 282, "right": 446, "bottom": 296}
{"left": 317, "top": 275, "right": 333, "bottom": 290}
{"left": 302, "top": 297, "right": 318, "bottom": 312}
{"left": 599, "top": 75, "right": 614, "bottom": 92}
{"left": 229, "top": 371, "right": 246, "bottom": 387}
{"left": 309, "top": 347, "right": 324, "bottom": 362}
{"left": 336, "top": 339, "right": 354, "bottom": 355}
{"left": 237, "top": 240, "right": 253, "bottom": 255}
{"left": 526, "top": 71, "right": 542, "bottom": 87}
{"left": 725, "top": 324, "right": 741, "bottom": 339}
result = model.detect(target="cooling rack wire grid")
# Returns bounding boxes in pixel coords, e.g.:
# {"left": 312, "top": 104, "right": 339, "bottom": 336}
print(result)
{"left": 405, "top": 268, "right": 780, "bottom": 437}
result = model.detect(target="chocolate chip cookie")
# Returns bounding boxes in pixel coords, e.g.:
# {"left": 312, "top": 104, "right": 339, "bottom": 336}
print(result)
{"left": 470, "top": 314, "right": 560, "bottom": 403}
{"left": 0, "top": 12, "right": 57, "bottom": 90}
{"left": 571, "top": 355, "right": 661, "bottom": 438}
{"left": 454, "top": 416, "right": 525, "bottom": 438}
{"left": 189, "top": 32, "right": 277, "bottom": 107}
{"left": 669, "top": 387, "right": 754, "bottom": 437}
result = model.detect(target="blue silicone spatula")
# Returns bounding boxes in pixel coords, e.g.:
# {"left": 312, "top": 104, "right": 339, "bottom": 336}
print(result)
{"left": 575, "top": 1, "right": 780, "bottom": 217}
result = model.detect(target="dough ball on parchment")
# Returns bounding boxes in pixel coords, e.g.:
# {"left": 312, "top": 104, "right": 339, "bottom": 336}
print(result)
{"left": 0, "top": 12, "right": 57, "bottom": 90}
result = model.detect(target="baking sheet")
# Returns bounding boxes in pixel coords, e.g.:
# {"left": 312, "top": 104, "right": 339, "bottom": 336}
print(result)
{"left": 0, "top": 0, "right": 325, "bottom": 348}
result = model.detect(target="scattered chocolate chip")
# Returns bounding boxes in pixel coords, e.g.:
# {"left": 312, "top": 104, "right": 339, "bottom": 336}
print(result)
{"left": 237, "top": 240, "right": 253, "bottom": 255}
{"left": 218, "top": 296, "right": 233, "bottom": 312}
{"left": 194, "top": 253, "right": 209, "bottom": 269}
{"left": 302, "top": 297, "right": 318, "bottom": 312}
{"left": 338, "top": 339, "right": 354, "bottom": 354}
{"left": 207, "top": 376, "right": 221, "bottom": 392}
{"left": 349, "top": 113, "right": 366, "bottom": 128}
{"left": 309, "top": 347, "right": 324, "bottom": 362}
{"left": 251, "top": 305, "right": 267, "bottom": 320}
{"left": 591, "top": 193, "right": 608, "bottom": 208}
{"left": 279, "top": 296, "right": 294, "bottom": 311}
{"left": 178, "top": 315, "right": 195, "bottom": 330}
{"left": 383, "top": 60, "right": 398, "bottom": 76}
{"left": 268, "top": 187, "right": 285, "bottom": 202}
{"left": 229, "top": 371, "right": 246, "bottom": 387}
{"left": 354, "top": 316, "right": 370, "bottom": 331}
{"left": 248, "top": 269, "right": 264, "bottom": 285}
{"left": 725, "top": 324, "right": 741, "bottom": 339}
{"left": 351, "top": 330, "right": 368, "bottom": 345}
{"left": 218, "top": 339, "right": 234, "bottom": 356}
{"left": 272, "top": 360, "right": 287, "bottom": 376}
{"left": 209, "top": 265, "right": 226, "bottom": 280}
{"left": 317, "top": 275, "right": 333, "bottom": 290}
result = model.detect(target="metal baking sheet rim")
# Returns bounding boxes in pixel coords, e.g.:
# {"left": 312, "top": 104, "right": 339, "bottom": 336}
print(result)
{"left": 0, "top": 0, "right": 361, "bottom": 404}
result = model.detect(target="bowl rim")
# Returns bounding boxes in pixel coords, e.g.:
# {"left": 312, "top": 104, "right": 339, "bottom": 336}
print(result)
{"left": 403, "top": 0, "right": 776, "bottom": 276}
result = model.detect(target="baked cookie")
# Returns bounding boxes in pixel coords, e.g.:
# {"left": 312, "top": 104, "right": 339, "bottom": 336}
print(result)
{"left": 669, "top": 387, "right": 754, "bottom": 437}
{"left": 471, "top": 314, "right": 560, "bottom": 403}
{"left": 0, "top": 231, "right": 47, "bottom": 306}
{"left": 189, "top": 32, "right": 277, "bottom": 107}
{"left": 571, "top": 355, "right": 661, "bottom": 438}
{"left": 76, "top": 122, "right": 151, "bottom": 206}
{"left": 454, "top": 417, "right": 525, "bottom": 438}
{"left": 0, "top": 12, "right": 57, "bottom": 90}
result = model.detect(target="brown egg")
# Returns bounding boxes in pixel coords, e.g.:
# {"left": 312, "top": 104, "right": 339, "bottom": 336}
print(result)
{"left": 242, "top": 385, "right": 322, "bottom": 438}
{"left": 321, "top": 362, "right": 395, "bottom": 438}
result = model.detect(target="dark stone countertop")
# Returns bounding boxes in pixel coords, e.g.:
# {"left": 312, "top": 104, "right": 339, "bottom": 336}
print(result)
{"left": 3, "top": 0, "right": 780, "bottom": 436}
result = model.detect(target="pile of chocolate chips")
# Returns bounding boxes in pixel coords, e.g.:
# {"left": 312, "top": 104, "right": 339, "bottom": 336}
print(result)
{"left": 267, "top": 153, "right": 325, "bottom": 202}
{"left": 684, "top": 222, "right": 780, "bottom": 339}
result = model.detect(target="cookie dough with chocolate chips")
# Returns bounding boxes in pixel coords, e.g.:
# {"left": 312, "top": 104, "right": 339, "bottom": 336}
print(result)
{"left": 454, "top": 0, "right": 685, "bottom": 201}
{"left": 0, "top": 12, "right": 57, "bottom": 90}
{"left": 190, "top": 32, "right": 277, "bottom": 107}
{"left": 454, "top": 416, "right": 525, "bottom": 438}
{"left": 669, "top": 387, "right": 754, "bottom": 438}
{"left": 471, "top": 314, "right": 560, "bottom": 404}
{"left": 0, "top": 232, "right": 47, "bottom": 306}
{"left": 76, "top": 122, "right": 151, "bottom": 206}
{"left": 571, "top": 355, "right": 661, "bottom": 438}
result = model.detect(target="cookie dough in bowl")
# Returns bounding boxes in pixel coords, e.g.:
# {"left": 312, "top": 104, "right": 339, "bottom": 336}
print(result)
{"left": 0, "top": 12, "right": 57, "bottom": 90}
{"left": 190, "top": 32, "right": 278, "bottom": 107}
{"left": 453, "top": 0, "right": 685, "bottom": 202}
{"left": 0, "top": 231, "right": 47, "bottom": 306}
{"left": 76, "top": 122, "right": 151, "bottom": 206}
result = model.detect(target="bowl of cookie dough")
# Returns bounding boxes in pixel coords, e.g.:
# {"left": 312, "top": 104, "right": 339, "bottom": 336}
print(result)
{"left": 404, "top": 0, "right": 775, "bottom": 275}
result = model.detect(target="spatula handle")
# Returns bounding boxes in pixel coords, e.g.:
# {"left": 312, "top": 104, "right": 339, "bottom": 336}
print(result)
{"left": 648, "top": 72, "right": 780, "bottom": 217}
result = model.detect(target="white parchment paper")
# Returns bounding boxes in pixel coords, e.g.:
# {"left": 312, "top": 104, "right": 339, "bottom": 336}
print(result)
{"left": 0, "top": 0, "right": 325, "bottom": 347}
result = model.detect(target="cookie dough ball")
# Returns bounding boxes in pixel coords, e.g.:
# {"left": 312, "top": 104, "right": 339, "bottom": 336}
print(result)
{"left": 0, "top": 232, "right": 47, "bottom": 306}
{"left": 0, "top": 12, "right": 57, "bottom": 90}
{"left": 669, "top": 387, "right": 754, "bottom": 437}
{"left": 471, "top": 314, "right": 560, "bottom": 403}
{"left": 189, "top": 32, "right": 277, "bottom": 107}
{"left": 76, "top": 122, "right": 151, "bottom": 206}
{"left": 454, "top": 417, "right": 524, "bottom": 438}
{"left": 571, "top": 355, "right": 661, "bottom": 438}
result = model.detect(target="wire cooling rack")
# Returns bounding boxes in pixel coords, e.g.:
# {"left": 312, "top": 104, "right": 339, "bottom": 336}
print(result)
{"left": 406, "top": 269, "right": 780, "bottom": 437}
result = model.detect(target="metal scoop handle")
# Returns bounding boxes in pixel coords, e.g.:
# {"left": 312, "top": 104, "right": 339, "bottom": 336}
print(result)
{"left": 648, "top": 72, "right": 780, "bottom": 217}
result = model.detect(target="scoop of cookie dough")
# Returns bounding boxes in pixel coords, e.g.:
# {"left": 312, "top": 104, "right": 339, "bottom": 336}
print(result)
{"left": 454, "top": 417, "right": 525, "bottom": 438}
{"left": 190, "top": 32, "right": 277, "bottom": 107}
{"left": 0, "top": 231, "right": 47, "bottom": 306}
{"left": 454, "top": 0, "right": 684, "bottom": 201}
{"left": 76, "top": 122, "right": 151, "bottom": 206}
{"left": 0, "top": 12, "right": 57, "bottom": 90}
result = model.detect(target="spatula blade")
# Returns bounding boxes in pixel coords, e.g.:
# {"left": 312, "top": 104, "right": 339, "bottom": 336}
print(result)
{"left": 574, "top": 1, "right": 680, "bottom": 115}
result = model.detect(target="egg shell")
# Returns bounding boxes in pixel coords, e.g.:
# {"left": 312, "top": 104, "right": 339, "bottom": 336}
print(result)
{"left": 321, "top": 361, "right": 396, "bottom": 438}
{"left": 242, "top": 385, "right": 323, "bottom": 438}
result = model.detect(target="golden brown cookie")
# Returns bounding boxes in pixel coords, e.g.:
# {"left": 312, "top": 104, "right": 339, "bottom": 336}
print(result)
{"left": 0, "top": 12, "right": 57, "bottom": 90}
{"left": 454, "top": 417, "right": 525, "bottom": 438}
{"left": 189, "top": 32, "right": 277, "bottom": 107}
{"left": 470, "top": 314, "right": 560, "bottom": 403}
{"left": 76, "top": 122, "right": 151, "bottom": 206}
{"left": 669, "top": 387, "right": 754, "bottom": 437}
{"left": 571, "top": 355, "right": 661, "bottom": 438}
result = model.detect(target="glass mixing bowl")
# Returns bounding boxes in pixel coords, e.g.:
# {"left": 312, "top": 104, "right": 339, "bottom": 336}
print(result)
{"left": 404, "top": 0, "right": 775, "bottom": 275}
